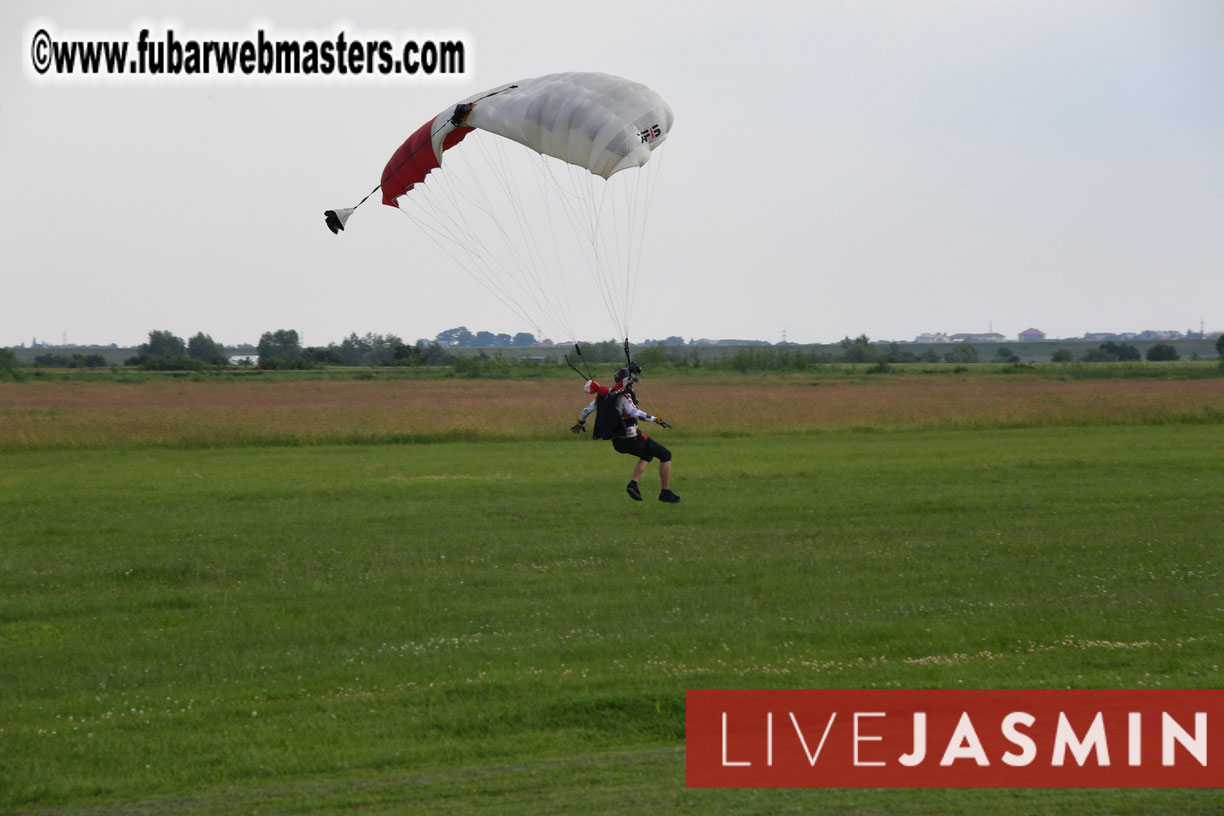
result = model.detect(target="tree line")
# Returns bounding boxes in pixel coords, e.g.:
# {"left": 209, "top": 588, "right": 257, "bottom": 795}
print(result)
{"left": 4, "top": 331, "right": 1222, "bottom": 380}
{"left": 1049, "top": 341, "right": 1189, "bottom": 363}
{"left": 256, "top": 330, "right": 458, "bottom": 369}
{"left": 120, "top": 327, "right": 627, "bottom": 371}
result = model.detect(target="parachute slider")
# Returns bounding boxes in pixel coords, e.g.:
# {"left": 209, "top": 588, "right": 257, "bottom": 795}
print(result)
{"left": 449, "top": 103, "right": 474, "bottom": 127}
{"left": 444, "top": 84, "right": 518, "bottom": 129}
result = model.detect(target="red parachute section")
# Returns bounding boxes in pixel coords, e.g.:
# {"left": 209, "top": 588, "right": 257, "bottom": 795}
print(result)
{"left": 380, "top": 120, "right": 473, "bottom": 207}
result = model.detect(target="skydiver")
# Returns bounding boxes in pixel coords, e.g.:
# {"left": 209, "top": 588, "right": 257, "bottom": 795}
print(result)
{"left": 571, "top": 363, "right": 680, "bottom": 503}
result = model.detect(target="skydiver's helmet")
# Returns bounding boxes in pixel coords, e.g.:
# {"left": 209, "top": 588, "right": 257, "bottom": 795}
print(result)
{"left": 613, "top": 362, "right": 641, "bottom": 387}
{"left": 613, "top": 362, "right": 641, "bottom": 401}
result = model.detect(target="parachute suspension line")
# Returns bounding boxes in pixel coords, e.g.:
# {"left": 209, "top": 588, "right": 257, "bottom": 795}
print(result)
{"left": 536, "top": 158, "right": 626, "bottom": 343}
{"left": 609, "top": 173, "right": 632, "bottom": 341}
{"left": 394, "top": 132, "right": 625, "bottom": 347}
{"left": 453, "top": 139, "right": 549, "bottom": 323}
{"left": 476, "top": 136, "right": 578, "bottom": 346}
{"left": 400, "top": 176, "right": 539, "bottom": 329}
{"left": 578, "top": 171, "right": 611, "bottom": 331}
{"left": 625, "top": 148, "right": 667, "bottom": 339}
{"left": 621, "top": 168, "right": 641, "bottom": 336}
{"left": 587, "top": 157, "right": 663, "bottom": 347}
{"left": 397, "top": 142, "right": 664, "bottom": 355}
{"left": 619, "top": 152, "right": 668, "bottom": 422}
{"left": 580, "top": 170, "right": 620, "bottom": 336}
{"left": 578, "top": 166, "right": 630, "bottom": 342}
{"left": 540, "top": 163, "right": 599, "bottom": 325}
{"left": 390, "top": 133, "right": 661, "bottom": 353}
{"left": 394, "top": 145, "right": 558, "bottom": 342}
{"left": 395, "top": 200, "right": 547, "bottom": 341}
{"left": 426, "top": 132, "right": 573, "bottom": 345}
{"left": 368, "top": 91, "right": 570, "bottom": 344}
{"left": 516, "top": 150, "right": 581, "bottom": 343}
{"left": 477, "top": 136, "right": 592, "bottom": 344}
{"left": 589, "top": 171, "right": 627, "bottom": 341}
{"left": 599, "top": 171, "right": 634, "bottom": 343}
{"left": 530, "top": 153, "right": 575, "bottom": 344}
{"left": 624, "top": 166, "right": 644, "bottom": 335}
{"left": 400, "top": 143, "right": 589, "bottom": 348}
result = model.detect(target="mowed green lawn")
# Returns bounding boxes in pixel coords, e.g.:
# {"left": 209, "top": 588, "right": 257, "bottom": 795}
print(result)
{"left": 1, "top": 425, "right": 1221, "bottom": 814}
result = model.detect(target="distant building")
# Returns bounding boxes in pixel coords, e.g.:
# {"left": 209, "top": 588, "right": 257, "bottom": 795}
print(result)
{"left": 1018, "top": 328, "right": 1046, "bottom": 342}
{"left": 914, "top": 333, "right": 950, "bottom": 343}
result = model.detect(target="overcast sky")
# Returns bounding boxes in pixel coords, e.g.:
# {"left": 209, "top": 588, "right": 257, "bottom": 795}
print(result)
{"left": 4, "top": 0, "right": 1222, "bottom": 347}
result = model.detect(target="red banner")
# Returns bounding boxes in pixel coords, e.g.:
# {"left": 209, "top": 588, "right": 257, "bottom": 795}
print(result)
{"left": 686, "top": 689, "right": 1223, "bottom": 788}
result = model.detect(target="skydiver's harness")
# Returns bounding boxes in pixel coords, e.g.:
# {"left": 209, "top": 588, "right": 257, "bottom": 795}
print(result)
{"left": 569, "top": 340, "right": 662, "bottom": 439}
{"left": 591, "top": 388, "right": 641, "bottom": 440}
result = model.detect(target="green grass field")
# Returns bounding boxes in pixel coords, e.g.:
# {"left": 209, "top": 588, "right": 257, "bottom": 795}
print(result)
{"left": 2, "top": 419, "right": 1222, "bottom": 813}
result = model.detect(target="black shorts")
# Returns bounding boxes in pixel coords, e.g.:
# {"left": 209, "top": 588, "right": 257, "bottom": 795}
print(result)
{"left": 612, "top": 434, "right": 671, "bottom": 463}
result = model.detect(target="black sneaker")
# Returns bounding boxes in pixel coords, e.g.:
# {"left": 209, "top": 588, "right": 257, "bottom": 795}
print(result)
{"left": 626, "top": 481, "right": 642, "bottom": 501}
{"left": 658, "top": 489, "right": 681, "bottom": 503}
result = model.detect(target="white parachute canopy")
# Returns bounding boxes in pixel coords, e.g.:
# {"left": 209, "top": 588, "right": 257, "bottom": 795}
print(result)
{"left": 330, "top": 72, "right": 674, "bottom": 346}
{"left": 459, "top": 72, "right": 673, "bottom": 180}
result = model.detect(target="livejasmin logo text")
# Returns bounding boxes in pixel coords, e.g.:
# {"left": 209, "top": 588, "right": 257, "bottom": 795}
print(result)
{"left": 686, "top": 689, "right": 1222, "bottom": 788}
